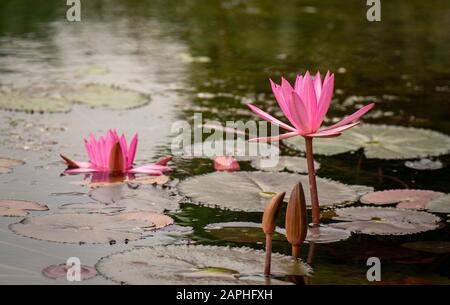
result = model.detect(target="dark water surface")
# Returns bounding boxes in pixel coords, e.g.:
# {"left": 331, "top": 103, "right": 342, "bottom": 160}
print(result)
{"left": 0, "top": 0, "right": 449, "bottom": 284}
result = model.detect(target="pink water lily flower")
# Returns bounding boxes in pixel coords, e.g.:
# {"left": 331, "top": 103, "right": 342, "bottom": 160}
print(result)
{"left": 247, "top": 71, "right": 374, "bottom": 141}
{"left": 248, "top": 71, "right": 374, "bottom": 226}
{"left": 60, "top": 129, "right": 172, "bottom": 175}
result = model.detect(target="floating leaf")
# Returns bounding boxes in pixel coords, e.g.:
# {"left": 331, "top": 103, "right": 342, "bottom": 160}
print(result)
{"left": 88, "top": 184, "right": 180, "bottom": 214}
{"left": 0, "top": 200, "right": 48, "bottom": 217}
{"left": 42, "top": 264, "right": 97, "bottom": 280}
{"left": 204, "top": 222, "right": 286, "bottom": 244}
{"left": 405, "top": 159, "right": 443, "bottom": 170}
{"left": 251, "top": 156, "right": 320, "bottom": 173}
{"left": 87, "top": 175, "right": 170, "bottom": 188}
{"left": 426, "top": 194, "right": 450, "bottom": 214}
{"left": 78, "top": 66, "right": 110, "bottom": 75}
{"left": 0, "top": 84, "right": 150, "bottom": 113}
{"left": 330, "top": 207, "right": 440, "bottom": 235}
{"left": 284, "top": 124, "right": 450, "bottom": 159}
{"left": 178, "top": 171, "right": 372, "bottom": 212}
{"left": 10, "top": 212, "right": 174, "bottom": 244}
{"left": 360, "top": 189, "right": 445, "bottom": 210}
{"left": 305, "top": 225, "right": 351, "bottom": 244}
{"left": 181, "top": 139, "right": 279, "bottom": 161}
{"left": 0, "top": 158, "right": 25, "bottom": 174}
{"left": 96, "top": 245, "right": 311, "bottom": 285}
{"left": 401, "top": 241, "right": 450, "bottom": 254}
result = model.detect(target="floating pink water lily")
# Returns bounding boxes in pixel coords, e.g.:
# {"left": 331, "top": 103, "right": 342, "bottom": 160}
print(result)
{"left": 61, "top": 129, "right": 172, "bottom": 175}
{"left": 248, "top": 71, "right": 374, "bottom": 225}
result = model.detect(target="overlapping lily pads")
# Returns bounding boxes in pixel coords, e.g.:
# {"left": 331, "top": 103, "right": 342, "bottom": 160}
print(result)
{"left": 360, "top": 189, "right": 445, "bottom": 209}
{"left": 178, "top": 171, "right": 372, "bottom": 212}
{"left": 426, "top": 194, "right": 450, "bottom": 214}
{"left": 0, "top": 200, "right": 48, "bottom": 217}
{"left": 330, "top": 207, "right": 440, "bottom": 235}
{"left": 96, "top": 245, "right": 311, "bottom": 285}
{"left": 0, "top": 84, "right": 150, "bottom": 113}
{"left": 251, "top": 156, "right": 320, "bottom": 173}
{"left": 9, "top": 212, "right": 174, "bottom": 244}
{"left": 0, "top": 158, "right": 25, "bottom": 174}
{"left": 283, "top": 124, "right": 450, "bottom": 159}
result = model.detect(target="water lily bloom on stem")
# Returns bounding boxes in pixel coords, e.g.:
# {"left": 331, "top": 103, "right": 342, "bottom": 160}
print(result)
{"left": 247, "top": 71, "right": 374, "bottom": 142}
{"left": 60, "top": 129, "right": 172, "bottom": 175}
{"left": 247, "top": 71, "right": 374, "bottom": 226}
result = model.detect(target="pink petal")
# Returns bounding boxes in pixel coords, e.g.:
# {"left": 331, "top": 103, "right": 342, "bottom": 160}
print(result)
{"left": 247, "top": 104, "right": 297, "bottom": 132}
{"left": 119, "top": 134, "right": 128, "bottom": 169}
{"left": 313, "top": 71, "right": 322, "bottom": 100}
{"left": 294, "top": 75, "right": 303, "bottom": 93}
{"left": 315, "top": 72, "right": 334, "bottom": 129}
{"left": 248, "top": 131, "right": 299, "bottom": 142}
{"left": 322, "top": 103, "right": 374, "bottom": 131}
{"left": 299, "top": 71, "right": 318, "bottom": 130}
{"left": 127, "top": 133, "right": 138, "bottom": 168}
{"left": 290, "top": 92, "right": 311, "bottom": 133}
{"left": 308, "top": 121, "right": 361, "bottom": 137}
{"left": 270, "top": 79, "right": 292, "bottom": 121}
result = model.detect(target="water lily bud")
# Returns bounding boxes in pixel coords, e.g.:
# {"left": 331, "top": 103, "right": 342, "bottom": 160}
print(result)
{"left": 109, "top": 141, "right": 124, "bottom": 172}
{"left": 286, "top": 182, "right": 308, "bottom": 257}
{"left": 262, "top": 192, "right": 285, "bottom": 235}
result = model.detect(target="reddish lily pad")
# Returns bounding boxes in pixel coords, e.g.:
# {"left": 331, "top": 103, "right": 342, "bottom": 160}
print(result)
{"left": 42, "top": 264, "right": 97, "bottom": 280}
{"left": 10, "top": 212, "right": 174, "bottom": 244}
{"left": 305, "top": 225, "right": 351, "bottom": 244}
{"left": 0, "top": 200, "right": 48, "bottom": 217}
{"left": 360, "top": 189, "right": 445, "bottom": 209}
{"left": 330, "top": 207, "right": 440, "bottom": 235}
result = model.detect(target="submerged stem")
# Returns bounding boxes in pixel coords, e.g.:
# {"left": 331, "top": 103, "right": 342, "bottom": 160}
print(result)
{"left": 304, "top": 137, "right": 320, "bottom": 225}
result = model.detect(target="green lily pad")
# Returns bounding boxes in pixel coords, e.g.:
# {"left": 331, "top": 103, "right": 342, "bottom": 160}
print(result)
{"left": 284, "top": 124, "right": 450, "bottom": 159}
{"left": 401, "top": 241, "right": 450, "bottom": 254}
{"left": 0, "top": 84, "right": 150, "bottom": 113}
{"left": 178, "top": 171, "right": 372, "bottom": 212}
{"left": 204, "top": 222, "right": 286, "bottom": 244}
{"left": 426, "top": 194, "right": 450, "bottom": 214}
{"left": 96, "top": 245, "right": 311, "bottom": 285}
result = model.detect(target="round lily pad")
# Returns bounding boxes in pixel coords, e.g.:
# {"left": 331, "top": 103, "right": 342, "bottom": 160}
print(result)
{"left": 360, "top": 189, "right": 445, "bottom": 210}
{"left": 284, "top": 124, "right": 450, "bottom": 159}
{"left": 426, "top": 194, "right": 450, "bottom": 214}
{"left": 42, "top": 264, "right": 97, "bottom": 280}
{"left": 0, "top": 84, "right": 150, "bottom": 113}
{"left": 0, "top": 200, "right": 48, "bottom": 217}
{"left": 0, "top": 158, "right": 25, "bottom": 174}
{"left": 178, "top": 171, "right": 372, "bottom": 212}
{"left": 10, "top": 212, "right": 174, "bottom": 244}
{"left": 88, "top": 184, "right": 180, "bottom": 214}
{"left": 96, "top": 245, "right": 311, "bottom": 285}
{"left": 251, "top": 156, "right": 320, "bottom": 173}
{"left": 401, "top": 241, "right": 450, "bottom": 254}
{"left": 330, "top": 207, "right": 440, "bottom": 235}
{"left": 181, "top": 139, "right": 279, "bottom": 161}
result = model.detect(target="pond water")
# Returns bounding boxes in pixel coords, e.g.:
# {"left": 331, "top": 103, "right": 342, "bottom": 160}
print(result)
{"left": 0, "top": 0, "right": 449, "bottom": 284}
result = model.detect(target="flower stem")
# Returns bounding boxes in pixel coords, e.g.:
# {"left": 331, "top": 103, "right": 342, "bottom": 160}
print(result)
{"left": 304, "top": 136, "right": 320, "bottom": 225}
{"left": 264, "top": 233, "right": 273, "bottom": 276}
